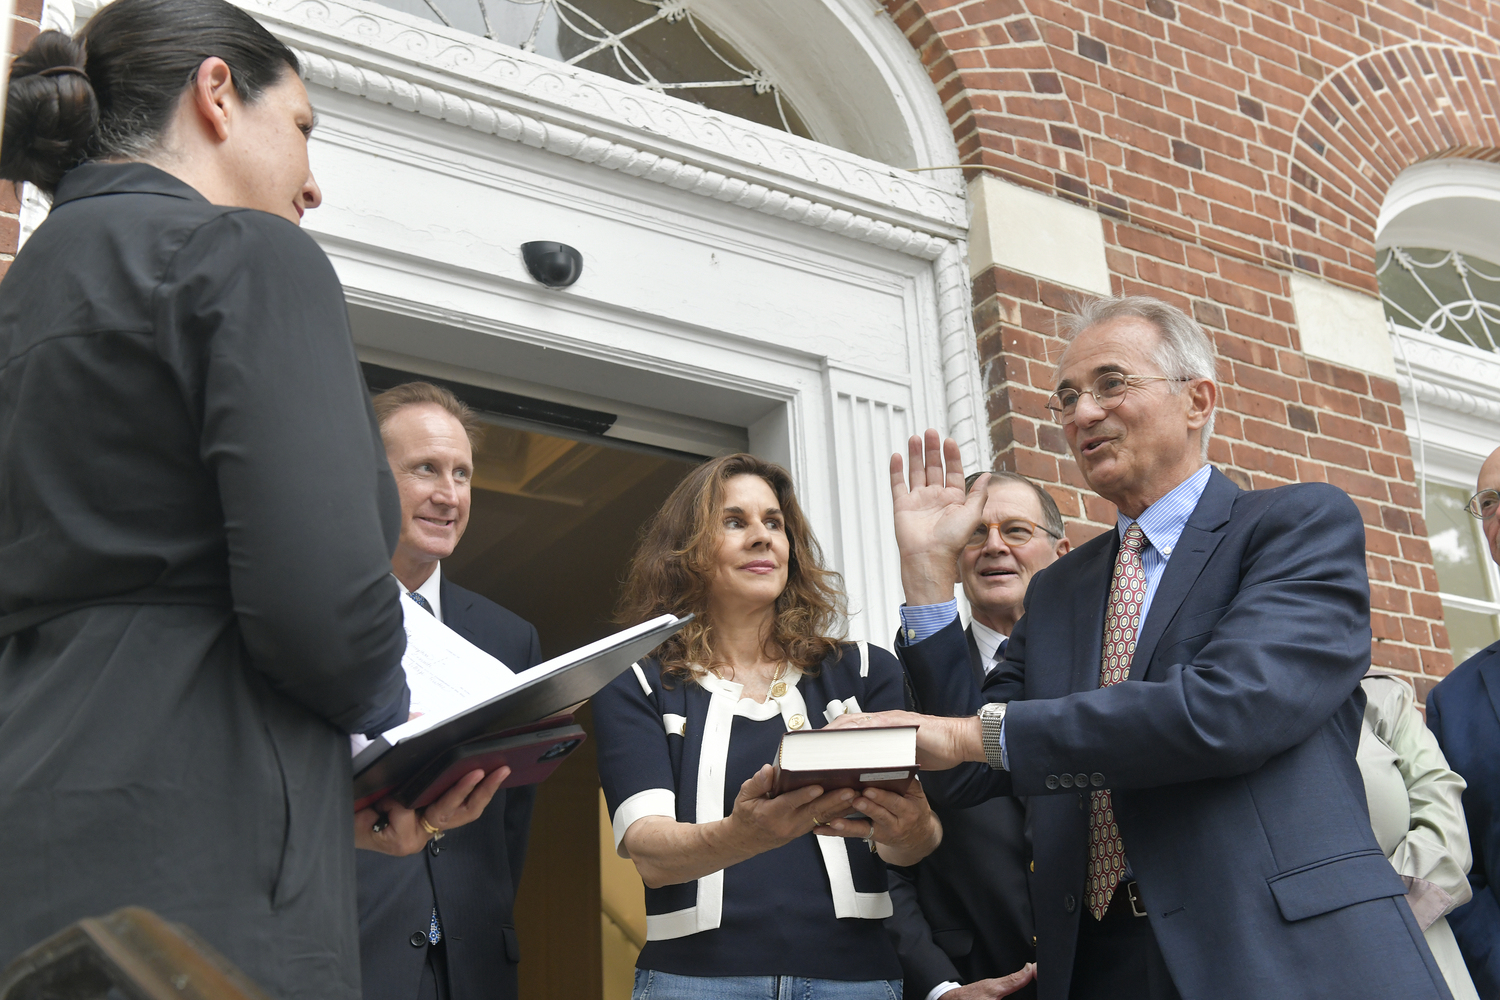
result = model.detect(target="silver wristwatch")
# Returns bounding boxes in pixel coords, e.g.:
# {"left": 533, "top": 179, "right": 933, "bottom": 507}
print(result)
{"left": 978, "top": 702, "right": 1008, "bottom": 771}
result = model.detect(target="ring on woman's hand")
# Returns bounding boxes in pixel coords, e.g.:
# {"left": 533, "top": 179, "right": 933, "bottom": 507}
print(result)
{"left": 419, "top": 814, "right": 445, "bottom": 841}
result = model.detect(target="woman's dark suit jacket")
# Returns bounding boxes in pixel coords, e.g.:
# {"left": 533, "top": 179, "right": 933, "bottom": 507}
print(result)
{"left": 0, "top": 163, "right": 409, "bottom": 1000}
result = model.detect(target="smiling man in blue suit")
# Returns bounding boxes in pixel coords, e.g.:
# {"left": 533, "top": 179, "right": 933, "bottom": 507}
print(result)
{"left": 1426, "top": 444, "right": 1500, "bottom": 999}
{"left": 357, "top": 382, "right": 541, "bottom": 1000}
{"left": 840, "top": 295, "right": 1452, "bottom": 1000}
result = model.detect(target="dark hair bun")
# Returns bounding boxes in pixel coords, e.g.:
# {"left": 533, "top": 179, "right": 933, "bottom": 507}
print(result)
{"left": 1, "top": 30, "right": 98, "bottom": 193}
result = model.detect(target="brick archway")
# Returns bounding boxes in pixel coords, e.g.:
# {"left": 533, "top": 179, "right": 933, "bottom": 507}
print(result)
{"left": 1288, "top": 43, "right": 1500, "bottom": 292}
{"left": 882, "top": 0, "right": 1086, "bottom": 192}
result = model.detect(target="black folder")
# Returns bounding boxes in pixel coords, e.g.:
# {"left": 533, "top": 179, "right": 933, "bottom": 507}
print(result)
{"left": 353, "top": 613, "right": 689, "bottom": 809}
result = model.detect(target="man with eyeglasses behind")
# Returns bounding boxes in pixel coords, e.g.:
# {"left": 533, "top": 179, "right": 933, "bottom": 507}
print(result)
{"left": 840, "top": 295, "right": 1452, "bottom": 1000}
{"left": 885, "top": 471, "right": 1069, "bottom": 1000}
{"left": 1426, "top": 445, "right": 1500, "bottom": 999}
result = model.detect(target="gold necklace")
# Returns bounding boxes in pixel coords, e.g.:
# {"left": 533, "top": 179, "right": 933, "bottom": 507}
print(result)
{"left": 768, "top": 660, "right": 789, "bottom": 700}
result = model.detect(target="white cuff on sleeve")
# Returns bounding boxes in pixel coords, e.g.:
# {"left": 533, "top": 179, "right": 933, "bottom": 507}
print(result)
{"left": 926, "top": 982, "right": 962, "bottom": 1000}
{"left": 611, "top": 787, "right": 676, "bottom": 858}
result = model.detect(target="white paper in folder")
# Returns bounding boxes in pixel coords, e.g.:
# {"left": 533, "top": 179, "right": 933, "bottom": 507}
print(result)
{"left": 350, "top": 591, "right": 518, "bottom": 755}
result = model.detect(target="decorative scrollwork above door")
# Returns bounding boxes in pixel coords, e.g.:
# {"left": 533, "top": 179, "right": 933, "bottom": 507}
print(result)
{"left": 370, "top": 0, "right": 810, "bottom": 136}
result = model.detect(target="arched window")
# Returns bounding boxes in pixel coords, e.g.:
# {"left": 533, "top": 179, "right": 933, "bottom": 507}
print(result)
{"left": 369, "top": 0, "right": 811, "bottom": 136}
{"left": 1378, "top": 247, "right": 1500, "bottom": 355}
{"left": 1377, "top": 161, "right": 1500, "bottom": 664}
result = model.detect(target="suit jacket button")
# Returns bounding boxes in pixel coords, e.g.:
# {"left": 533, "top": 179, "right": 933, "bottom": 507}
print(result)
{"left": 1065, "top": 894, "right": 1076, "bottom": 913}
{"left": 1029, "top": 860, "right": 1035, "bottom": 873}
{"left": 1091, "top": 773, "right": 1104, "bottom": 787}
{"left": 1074, "top": 773, "right": 1088, "bottom": 788}
{"left": 409, "top": 931, "right": 426, "bottom": 948}
{"left": 1045, "top": 775, "right": 1060, "bottom": 790}
{"left": 1059, "top": 773, "right": 1073, "bottom": 788}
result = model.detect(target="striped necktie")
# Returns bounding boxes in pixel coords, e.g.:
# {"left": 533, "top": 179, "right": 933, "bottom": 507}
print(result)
{"left": 1086, "top": 522, "right": 1146, "bottom": 920}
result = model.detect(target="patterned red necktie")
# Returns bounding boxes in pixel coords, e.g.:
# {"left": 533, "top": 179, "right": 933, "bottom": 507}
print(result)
{"left": 1087, "top": 521, "right": 1147, "bottom": 920}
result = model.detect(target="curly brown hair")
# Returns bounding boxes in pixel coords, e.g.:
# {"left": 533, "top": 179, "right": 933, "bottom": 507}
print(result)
{"left": 616, "top": 454, "right": 847, "bottom": 683}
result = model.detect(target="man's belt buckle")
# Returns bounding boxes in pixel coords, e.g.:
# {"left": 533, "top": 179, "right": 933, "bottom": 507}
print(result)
{"left": 1126, "top": 881, "right": 1147, "bottom": 918}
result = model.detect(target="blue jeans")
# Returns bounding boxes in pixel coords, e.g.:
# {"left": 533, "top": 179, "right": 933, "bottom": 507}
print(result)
{"left": 632, "top": 970, "right": 902, "bottom": 1000}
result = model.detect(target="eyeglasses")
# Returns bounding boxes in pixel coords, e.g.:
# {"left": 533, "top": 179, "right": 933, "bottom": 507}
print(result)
{"left": 1469, "top": 489, "right": 1500, "bottom": 520}
{"left": 965, "top": 518, "right": 1062, "bottom": 549}
{"left": 1046, "top": 372, "right": 1191, "bottom": 424}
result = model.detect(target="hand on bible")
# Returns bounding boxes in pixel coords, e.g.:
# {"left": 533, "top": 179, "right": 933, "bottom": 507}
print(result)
{"left": 354, "top": 765, "right": 509, "bottom": 856}
{"left": 825, "top": 709, "right": 983, "bottom": 771}
{"left": 891, "top": 429, "right": 989, "bottom": 607}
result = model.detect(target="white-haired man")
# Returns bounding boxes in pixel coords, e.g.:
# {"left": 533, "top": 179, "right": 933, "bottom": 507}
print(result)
{"left": 850, "top": 296, "right": 1452, "bottom": 1000}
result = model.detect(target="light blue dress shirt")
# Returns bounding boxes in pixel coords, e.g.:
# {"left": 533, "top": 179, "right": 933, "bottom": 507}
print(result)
{"left": 898, "top": 464, "right": 1214, "bottom": 773}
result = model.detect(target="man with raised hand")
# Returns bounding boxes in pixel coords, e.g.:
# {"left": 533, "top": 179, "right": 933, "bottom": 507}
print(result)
{"left": 886, "top": 471, "right": 1069, "bottom": 1000}
{"left": 840, "top": 296, "right": 1451, "bottom": 1000}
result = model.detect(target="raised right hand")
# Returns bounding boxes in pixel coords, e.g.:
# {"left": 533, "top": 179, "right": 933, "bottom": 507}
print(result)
{"left": 945, "top": 965, "right": 1037, "bottom": 999}
{"left": 892, "top": 429, "right": 989, "bottom": 607}
{"left": 720, "top": 764, "right": 858, "bottom": 853}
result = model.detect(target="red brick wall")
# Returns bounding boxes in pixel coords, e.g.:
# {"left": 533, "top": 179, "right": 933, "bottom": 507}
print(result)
{"left": 886, "top": 0, "right": 1478, "bottom": 697}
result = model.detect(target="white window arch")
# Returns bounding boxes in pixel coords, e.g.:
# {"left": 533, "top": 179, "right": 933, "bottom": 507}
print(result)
{"left": 1377, "top": 159, "right": 1500, "bottom": 662}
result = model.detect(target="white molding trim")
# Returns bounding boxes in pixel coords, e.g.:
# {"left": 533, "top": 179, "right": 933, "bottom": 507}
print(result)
{"left": 936, "top": 239, "right": 989, "bottom": 471}
{"left": 1398, "top": 372, "right": 1500, "bottom": 423}
{"left": 1390, "top": 328, "right": 1500, "bottom": 489}
{"left": 227, "top": 0, "right": 968, "bottom": 259}
{"left": 290, "top": 46, "right": 944, "bottom": 261}
{"left": 1393, "top": 331, "right": 1500, "bottom": 421}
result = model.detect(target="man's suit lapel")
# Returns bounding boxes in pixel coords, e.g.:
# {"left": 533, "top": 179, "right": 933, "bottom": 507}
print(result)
{"left": 438, "top": 574, "right": 475, "bottom": 636}
{"left": 1477, "top": 648, "right": 1500, "bottom": 736}
{"left": 1128, "top": 468, "right": 1238, "bottom": 682}
{"left": 1067, "top": 533, "right": 1119, "bottom": 695}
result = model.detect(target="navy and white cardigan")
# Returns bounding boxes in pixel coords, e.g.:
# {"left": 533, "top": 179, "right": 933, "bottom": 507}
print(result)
{"left": 594, "top": 641, "right": 906, "bottom": 943}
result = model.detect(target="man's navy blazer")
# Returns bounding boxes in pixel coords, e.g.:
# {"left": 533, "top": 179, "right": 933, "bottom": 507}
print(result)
{"left": 908, "top": 469, "right": 1452, "bottom": 1000}
{"left": 886, "top": 628, "right": 1036, "bottom": 999}
{"left": 1426, "top": 639, "right": 1500, "bottom": 998}
{"left": 356, "top": 576, "right": 541, "bottom": 1000}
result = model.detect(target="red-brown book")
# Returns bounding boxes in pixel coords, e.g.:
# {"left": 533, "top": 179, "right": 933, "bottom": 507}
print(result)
{"left": 356, "top": 717, "right": 587, "bottom": 811}
{"left": 770, "top": 724, "right": 919, "bottom": 796}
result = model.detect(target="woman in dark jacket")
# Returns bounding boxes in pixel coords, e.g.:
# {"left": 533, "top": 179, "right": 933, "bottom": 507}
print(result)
{"left": 0, "top": 1, "right": 499, "bottom": 995}
{"left": 595, "top": 454, "right": 942, "bottom": 1000}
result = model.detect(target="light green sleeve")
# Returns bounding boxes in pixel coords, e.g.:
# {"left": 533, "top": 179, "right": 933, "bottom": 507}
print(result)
{"left": 1365, "top": 675, "right": 1474, "bottom": 929}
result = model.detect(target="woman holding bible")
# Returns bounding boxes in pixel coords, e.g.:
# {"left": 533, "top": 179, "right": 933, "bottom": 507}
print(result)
{"left": 0, "top": 1, "right": 498, "bottom": 994}
{"left": 594, "top": 453, "right": 939, "bottom": 1000}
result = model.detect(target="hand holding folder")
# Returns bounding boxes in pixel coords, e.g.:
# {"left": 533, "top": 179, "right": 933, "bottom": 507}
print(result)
{"left": 355, "top": 764, "right": 508, "bottom": 856}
